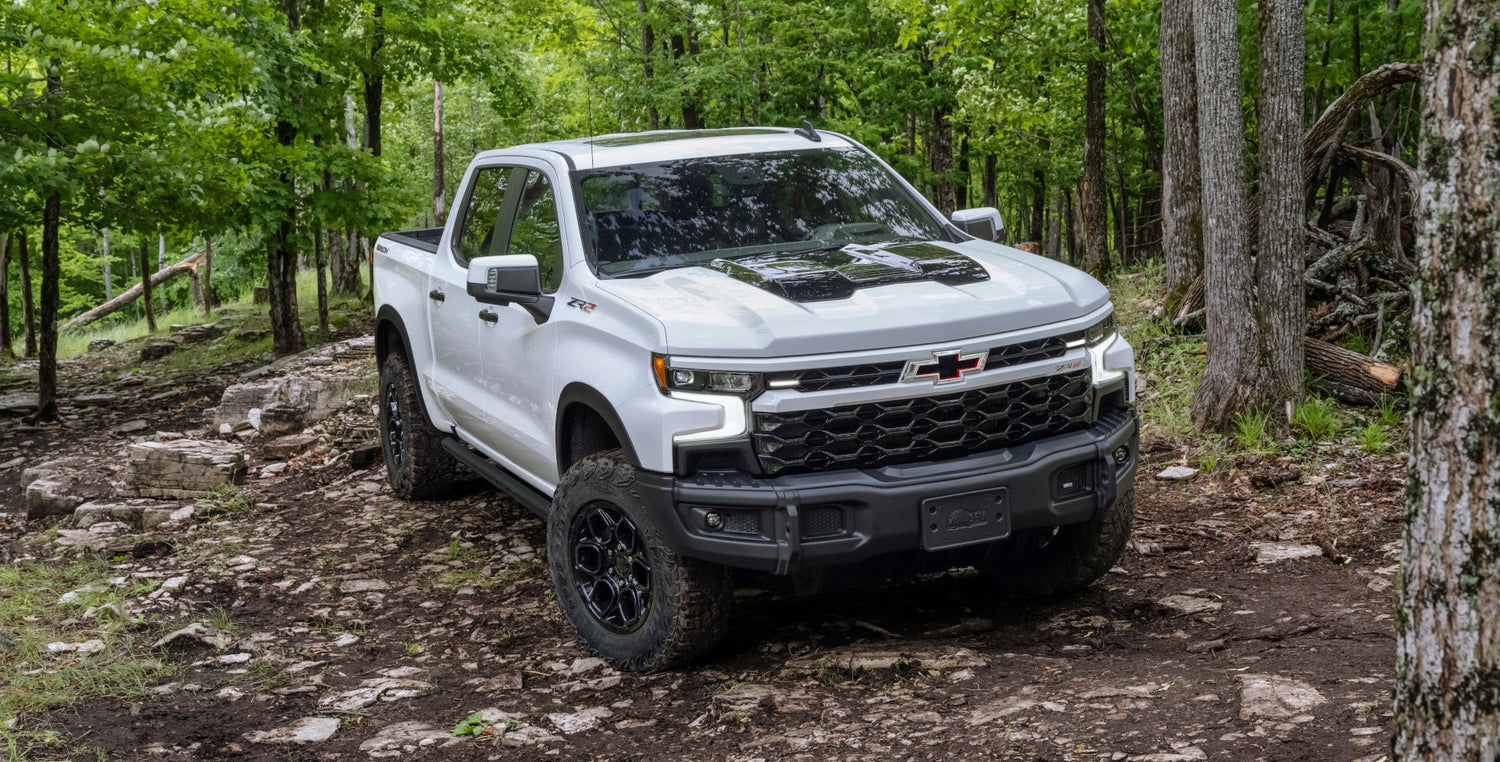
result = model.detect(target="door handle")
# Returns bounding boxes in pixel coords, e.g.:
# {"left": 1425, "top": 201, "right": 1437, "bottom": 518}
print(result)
{"left": 428, "top": 289, "right": 445, "bottom": 302}
{"left": 479, "top": 309, "right": 499, "bottom": 324}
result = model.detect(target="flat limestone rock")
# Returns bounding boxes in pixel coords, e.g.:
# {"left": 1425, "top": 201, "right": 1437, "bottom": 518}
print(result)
{"left": 119, "top": 439, "right": 246, "bottom": 499}
{"left": 244, "top": 717, "right": 340, "bottom": 744}
{"left": 1155, "top": 466, "right": 1200, "bottom": 481}
{"left": 1236, "top": 674, "right": 1326, "bottom": 719}
{"left": 263, "top": 433, "right": 319, "bottom": 460}
{"left": 1158, "top": 594, "right": 1222, "bottom": 616}
{"left": 1250, "top": 542, "right": 1323, "bottom": 564}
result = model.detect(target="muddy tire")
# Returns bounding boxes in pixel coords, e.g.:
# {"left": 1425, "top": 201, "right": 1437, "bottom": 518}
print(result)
{"left": 976, "top": 489, "right": 1134, "bottom": 598}
{"left": 547, "top": 450, "right": 732, "bottom": 671}
{"left": 379, "top": 353, "right": 461, "bottom": 500}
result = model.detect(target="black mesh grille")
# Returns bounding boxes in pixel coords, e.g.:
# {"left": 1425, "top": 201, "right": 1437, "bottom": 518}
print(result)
{"left": 784, "top": 335, "right": 1077, "bottom": 392}
{"left": 753, "top": 370, "right": 1095, "bottom": 475}
{"left": 723, "top": 510, "right": 761, "bottom": 535}
{"left": 802, "top": 506, "right": 843, "bottom": 537}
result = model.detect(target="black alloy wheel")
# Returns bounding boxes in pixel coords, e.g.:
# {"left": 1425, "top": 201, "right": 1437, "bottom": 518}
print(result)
{"left": 570, "top": 502, "right": 653, "bottom": 633}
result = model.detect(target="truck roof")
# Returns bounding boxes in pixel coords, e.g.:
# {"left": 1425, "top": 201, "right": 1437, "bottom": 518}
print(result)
{"left": 489, "top": 127, "right": 857, "bottom": 171}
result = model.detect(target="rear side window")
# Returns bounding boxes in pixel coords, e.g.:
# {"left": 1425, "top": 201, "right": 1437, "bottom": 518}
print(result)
{"left": 509, "top": 171, "right": 565, "bottom": 293}
{"left": 456, "top": 167, "right": 515, "bottom": 264}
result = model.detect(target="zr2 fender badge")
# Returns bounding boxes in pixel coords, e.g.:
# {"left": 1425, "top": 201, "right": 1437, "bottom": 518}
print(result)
{"left": 566, "top": 298, "right": 597, "bottom": 313}
{"left": 1052, "top": 359, "right": 1086, "bottom": 373}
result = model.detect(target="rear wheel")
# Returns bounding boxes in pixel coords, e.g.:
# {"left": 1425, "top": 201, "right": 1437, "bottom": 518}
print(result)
{"left": 976, "top": 489, "right": 1134, "bottom": 598}
{"left": 379, "top": 353, "right": 461, "bottom": 500}
{"left": 547, "top": 450, "right": 732, "bottom": 671}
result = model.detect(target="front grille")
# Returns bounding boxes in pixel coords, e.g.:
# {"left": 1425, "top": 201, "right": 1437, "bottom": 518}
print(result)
{"left": 785, "top": 335, "right": 1077, "bottom": 392}
{"left": 753, "top": 370, "right": 1095, "bottom": 475}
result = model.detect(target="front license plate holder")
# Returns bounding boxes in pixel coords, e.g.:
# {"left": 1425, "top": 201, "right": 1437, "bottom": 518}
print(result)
{"left": 920, "top": 487, "right": 1011, "bottom": 551}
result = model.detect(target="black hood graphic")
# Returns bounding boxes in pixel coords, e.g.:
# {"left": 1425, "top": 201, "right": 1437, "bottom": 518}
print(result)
{"left": 708, "top": 242, "right": 989, "bottom": 302}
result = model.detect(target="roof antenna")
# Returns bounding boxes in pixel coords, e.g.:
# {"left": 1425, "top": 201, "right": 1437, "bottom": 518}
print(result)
{"left": 794, "top": 120, "right": 821, "bottom": 142}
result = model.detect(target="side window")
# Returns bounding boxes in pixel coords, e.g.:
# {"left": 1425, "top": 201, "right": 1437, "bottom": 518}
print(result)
{"left": 456, "top": 167, "right": 514, "bottom": 264}
{"left": 509, "top": 170, "right": 565, "bottom": 293}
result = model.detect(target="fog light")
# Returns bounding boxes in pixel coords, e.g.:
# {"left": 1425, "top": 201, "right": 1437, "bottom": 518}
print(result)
{"left": 1113, "top": 446, "right": 1130, "bottom": 465}
{"left": 704, "top": 512, "right": 723, "bottom": 530}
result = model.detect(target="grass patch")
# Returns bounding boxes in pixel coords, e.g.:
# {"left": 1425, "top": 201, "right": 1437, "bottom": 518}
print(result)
{"left": 1231, "top": 411, "right": 1276, "bottom": 454}
{"left": 1355, "top": 422, "right": 1392, "bottom": 453}
{"left": 1292, "top": 397, "right": 1342, "bottom": 442}
{"left": 0, "top": 559, "right": 174, "bottom": 759}
{"left": 195, "top": 484, "right": 255, "bottom": 521}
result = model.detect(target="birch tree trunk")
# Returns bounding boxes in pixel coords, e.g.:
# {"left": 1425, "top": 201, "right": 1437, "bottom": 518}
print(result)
{"left": 1160, "top": 0, "right": 1203, "bottom": 304}
{"left": 1395, "top": 0, "right": 1500, "bottom": 754}
{"left": 1189, "top": 0, "right": 1256, "bottom": 431}
{"left": 433, "top": 79, "right": 445, "bottom": 224}
{"left": 0, "top": 233, "right": 11, "bottom": 359}
{"left": 1079, "top": 0, "right": 1110, "bottom": 279}
{"left": 18, "top": 229, "right": 35, "bottom": 358}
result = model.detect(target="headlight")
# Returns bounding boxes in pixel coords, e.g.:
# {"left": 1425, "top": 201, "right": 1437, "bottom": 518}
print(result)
{"left": 1083, "top": 313, "right": 1116, "bottom": 346}
{"left": 652, "top": 355, "right": 762, "bottom": 397}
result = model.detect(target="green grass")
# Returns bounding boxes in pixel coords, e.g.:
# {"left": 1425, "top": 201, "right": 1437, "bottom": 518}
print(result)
{"left": 1355, "top": 422, "right": 1392, "bottom": 453}
{"left": 0, "top": 559, "right": 174, "bottom": 759}
{"left": 1292, "top": 397, "right": 1342, "bottom": 442}
{"left": 194, "top": 484, "right": 255, "bottom": 521}
{"left": 1231, "top": 411, "right": 1276, "bottom": 454}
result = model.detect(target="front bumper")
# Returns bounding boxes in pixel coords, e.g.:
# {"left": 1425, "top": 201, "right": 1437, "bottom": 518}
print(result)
{"left": 637, "top": 406, "right": 1138, "bottom": 574}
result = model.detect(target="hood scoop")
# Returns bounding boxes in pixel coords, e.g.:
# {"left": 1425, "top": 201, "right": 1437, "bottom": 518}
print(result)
{"left": 708, "top": 242, "right": 988, "bottom": 302}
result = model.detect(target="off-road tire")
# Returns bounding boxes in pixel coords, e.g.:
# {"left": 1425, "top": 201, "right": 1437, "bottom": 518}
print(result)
{"left": 548, "top": 450, "right": 732, "bottom": 671}
{"left": 976, "top": 489, "right": 1134, "bottom": 598}
{"left": 379, "top": 353, "right": 462, "bottom": 500}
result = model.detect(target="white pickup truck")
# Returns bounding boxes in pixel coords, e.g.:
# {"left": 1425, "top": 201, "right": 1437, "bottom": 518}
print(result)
{"left": 372, "top": 126, "right": 1138, "bottom": 670}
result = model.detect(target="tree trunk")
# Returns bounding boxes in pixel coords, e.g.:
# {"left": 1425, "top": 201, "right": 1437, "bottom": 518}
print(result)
{"left": 0, "top": 233, "right": 10, "bottom": 359}
{"left": 1046, "top": 187, "right": 1063, "bottom": 260}
{"left": 36, "top": 193, "right": 60, "bottom": 422}
{"left": 315, "top": 227, "right": 329, "bottom": 333}
{"left": 19, "top": 228, "right": 35, "bottom": 358}
{"left": 271, "top": 0, "right": 306, "bottom": 356}
{"left": 1160, "top": 0, "right": 1203, "bottom": 304}
{"left": 1189, "top": 0, "right": 1257, "bottom": 431}
{"left": 138, "top": 237, "right": 157, "bottom": 333}
{"left": 1304, "top": 337, "right": 1401, "bottom": 401}
{"left": 1078, "top": 0, "right": 1110, "bottom": 280}
{"left": 1396, "top": 0, "right": 1500, "bottom": 754}
{"left": 62, "top": 247, "right": 209, "bottom": 332}
{"left": 202, "top": 238, "right": 213, "bottom": 315}
{"left": 930, "top": 106, "right": 956, "bottom": 214}
{"left": 364, "top": 4, "right": 384, "bottom": 157}
{"left": 639, "top": 0, "right": 659, "bottom": 130}
{"left": 1029, "top": 169, "right": 1045, "bottom": 242}
{"left": 433, "top": 80, "right": 445, "bottom": 224}
{"left": 102, "top": 228, "right": 112, "bottom": 300}
{"left": 1249, "top": 0, "right": 1307, "bottom": 413}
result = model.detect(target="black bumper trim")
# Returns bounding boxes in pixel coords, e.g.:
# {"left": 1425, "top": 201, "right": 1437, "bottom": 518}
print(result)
{"left": 638, "top": 407, "right": 1138, "bottom": 574}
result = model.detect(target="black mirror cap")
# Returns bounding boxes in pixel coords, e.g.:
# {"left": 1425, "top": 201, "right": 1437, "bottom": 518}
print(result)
{"left": 955, "top": 217, "right": 1002, "bottom": 242}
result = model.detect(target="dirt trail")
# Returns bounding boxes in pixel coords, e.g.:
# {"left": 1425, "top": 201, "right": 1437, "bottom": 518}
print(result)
{"left": 0, "top": 336, "right": 1402, "bottom": 761}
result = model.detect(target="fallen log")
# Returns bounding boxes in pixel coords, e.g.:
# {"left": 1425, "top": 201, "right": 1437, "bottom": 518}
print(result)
{"left": 1305, "top": 336, "right": 1403, "bottom": 405}
{"left": 62, "top": 246, "right": 209, "bottom": 332}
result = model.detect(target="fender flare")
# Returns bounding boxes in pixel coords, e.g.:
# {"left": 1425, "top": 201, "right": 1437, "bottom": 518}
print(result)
{"left": 556, "top": 382, "right": 640, "bottom": 470}
{"left": 374, "top": 305, "right": 438, "bottom": 424}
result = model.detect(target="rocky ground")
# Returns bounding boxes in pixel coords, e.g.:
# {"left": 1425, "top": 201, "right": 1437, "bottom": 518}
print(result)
{"left": 0, "top": 325, "right": 1403, "bottom": 761}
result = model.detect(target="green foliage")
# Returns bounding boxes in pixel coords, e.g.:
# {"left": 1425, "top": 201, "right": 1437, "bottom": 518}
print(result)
{"left": 452, "top": 712, "right": 494, "bottom": 737}
{"left": 1292, "top": 397, "right": 1342, "bottom": 441}
{"left": 1232, "top": 411, "right": 1276, "bottom": 453}
{"left": 1356, "top": 422, "right": 1392, "bottom": 453}
{"left": 195, "top": 484, "right": 255, "bottom": 520}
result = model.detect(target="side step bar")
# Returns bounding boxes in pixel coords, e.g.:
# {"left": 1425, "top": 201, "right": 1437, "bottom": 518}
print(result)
{"left": 440, "top": 437, "right": 552, "bottom": 518}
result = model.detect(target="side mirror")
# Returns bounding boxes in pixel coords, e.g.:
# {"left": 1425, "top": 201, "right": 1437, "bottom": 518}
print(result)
{"left": 951, "top": 207, "right": 1005, "bottom": 242}
{"left": 466, "top": 254, "right": 554, "bottom": 323}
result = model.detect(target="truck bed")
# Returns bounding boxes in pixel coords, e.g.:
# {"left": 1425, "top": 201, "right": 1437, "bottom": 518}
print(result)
{"left": 383, "top": 227, "right": 443, "bottom": 254}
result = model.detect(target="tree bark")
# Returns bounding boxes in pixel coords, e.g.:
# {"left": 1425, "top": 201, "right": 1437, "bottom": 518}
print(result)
{"left": 1190, "top": 0, "right": 1257, "bottom": 431}
{"left": 1396, "top": 0, "right": 1500, "bottom": 754}
{"left": 639, "top": 0, "right": 659, "bottom": 130}
{"left": 102, "top": 228, "right": 112, "bottom": 300}
{"left": 202, "top": 238, "right": 213, "bottom": 315}
{"left": 19, "top": 227, "right": 35, "bottom": 359}
{"left": 314, "top": 227, "right": 329, "bottom": 333}
{"left": 0, "top": 233, "right": 10, "bottom": 359}
{"left": 1079, "top": 0, "right": 1110, "bottom": 279}
{"left": 271, "top": 0, "right": 306, "bottom": 356}
{"left": 36, "top": 193, "right": 60, "bottom": 422}
{"left": 1250, "top": 0, "right": 1307, "bottom": 413}
{"left": 929, "top": 106, "right": 956, "bottom": 214}
{"left": 1304, "top": 336, "right": 1400, "bottom": 401}
{"left": 433, "top": 80, "right": 445, "bottom": 224}
{"left": 1160, "top": 0, "right": 1204, "bottom": 304}
{"left": 363, "top": 4, "right": 384, "bottom": 157}
{"left": 138, "top": 237, "right": 157, "bottom": 333}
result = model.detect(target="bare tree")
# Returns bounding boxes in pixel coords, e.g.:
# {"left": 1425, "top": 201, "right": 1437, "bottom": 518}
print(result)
{"left": 433, "top": 79, "right": 446, "bottom": 224}
{"left": 0, "top": 233, "right": 11, "bottom": 359}
{"left": 1079, "top": 0, "right": 1110, "bottom": 279}
{"left": 1159, "top": 0, "right": 1202, "bottom": 303}
{"left": 138, "top": 236, "right": 157, "bottom": 333}
{"left": 1396, "top": 0, "right": 1500, "bottom": 754}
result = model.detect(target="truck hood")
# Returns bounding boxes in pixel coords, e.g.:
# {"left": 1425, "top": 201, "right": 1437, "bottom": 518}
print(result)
{"left": 594, "top": 240, "right": 1110, "bottom": 357}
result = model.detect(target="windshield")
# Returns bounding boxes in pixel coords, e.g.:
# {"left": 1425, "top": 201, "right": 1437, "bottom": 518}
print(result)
{"left": 576, "top": 148, "right": 948, "bottom": 276}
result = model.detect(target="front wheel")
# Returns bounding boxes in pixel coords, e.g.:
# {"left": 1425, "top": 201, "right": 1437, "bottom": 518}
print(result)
{"left": 975, "top": 489, "right": 1134, "bottom": 598}
{"left": 547, "top": 450, "right": 732, "bottom": 671}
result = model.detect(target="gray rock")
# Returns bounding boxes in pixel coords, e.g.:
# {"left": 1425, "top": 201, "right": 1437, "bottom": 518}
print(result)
{"left": 358, "top": 721, "right": 454, "bottom": 758}
{"left": 214, "top": 374, "right": 363, "bottom": 434}
{"left": 1236, "top": 674, "right": 1326, "bottom": 719}
{"left": 73, "top": 393, "right": 118, "bottom": 407}
{"left": 244, "top": 716, "right": 340, "bottom": 744}
{"left": 0, "top": 392, "right": 38, "bottom": 415}
{"left": 109, "top": 419, "right": 150, "bottom": 435}
{"left": 0, "top": 627, "right": 16, "bottom": 654}
{"left": 87, "top": 338, "right": 118, "bottom": 352}
{"left": 140, "top": 341, "right": 178, "bottom": 362}
{"left": 1157, "top": 594, "right": 1222, "bottom": 616}
{"left": 546, "top": 707, "right": 613, "bottom": 734}
{"left": 1250, "top": 542, "right": 1323, "bottom": 564}
{"left": 1155, "top": 466, "right": 1200, "bottom": 481}
{"left": 72, "top": 503, "right": 143, "bottom": 530}
{"left": 26, "top": 479, "right": 84, "bottom": 518}
{"left": 264, "top": 433, "right": 318, "bottom": 460}
{"left": 154, "top": 622, "right": 234, "bottom": 651}
{"left": 118, "top": 439, "right": 246, "bottom": 499}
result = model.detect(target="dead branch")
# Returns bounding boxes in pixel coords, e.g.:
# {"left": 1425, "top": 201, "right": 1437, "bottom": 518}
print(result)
{"left": 62, "top": 246, "right": 209, "bottom": 332}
